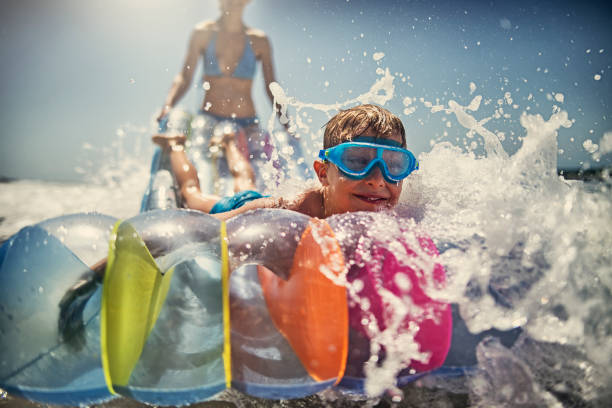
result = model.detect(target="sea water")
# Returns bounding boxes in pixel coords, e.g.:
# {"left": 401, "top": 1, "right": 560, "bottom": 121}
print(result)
{"left": 1, "top": 61, "right": 611, "bottom": 407}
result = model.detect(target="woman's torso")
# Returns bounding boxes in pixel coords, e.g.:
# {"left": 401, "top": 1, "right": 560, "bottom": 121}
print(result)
{"left": 199, "top": 23, "right": 262, "bottom": 119}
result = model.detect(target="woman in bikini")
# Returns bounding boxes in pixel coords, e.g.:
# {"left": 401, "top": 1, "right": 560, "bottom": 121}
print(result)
{"left": 156, "top": 0, "right": 288, "bottom": 195}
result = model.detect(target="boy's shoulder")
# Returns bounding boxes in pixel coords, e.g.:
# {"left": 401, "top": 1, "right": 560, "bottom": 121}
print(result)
{"left": 285, "top": 188, "right": 324, "bottom": 219}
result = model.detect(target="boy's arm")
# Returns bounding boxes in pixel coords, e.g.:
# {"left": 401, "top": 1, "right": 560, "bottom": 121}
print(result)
{"left": 210, "top": 196, "right": 284, "bottom": 221}
{"left": 211, "top": 188, "right": 323, "bottom": 221}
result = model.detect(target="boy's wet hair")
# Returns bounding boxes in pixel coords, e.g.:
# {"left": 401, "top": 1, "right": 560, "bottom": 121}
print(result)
{"left": 323, "top": 104, "right": 406, "bottom": 148}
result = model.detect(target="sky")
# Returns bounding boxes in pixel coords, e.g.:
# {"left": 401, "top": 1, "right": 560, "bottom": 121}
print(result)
{"left": 0, "top": 0, "right": 611, "bottom": 182}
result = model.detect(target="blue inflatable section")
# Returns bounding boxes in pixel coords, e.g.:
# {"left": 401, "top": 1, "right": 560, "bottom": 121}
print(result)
{"left": 0, "top": 214, "right": 117, "bottom": 406}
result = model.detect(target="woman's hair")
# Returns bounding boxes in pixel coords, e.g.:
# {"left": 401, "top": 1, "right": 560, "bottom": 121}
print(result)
{"left": 323, "top": 104, "right": 406, "bottom": 148}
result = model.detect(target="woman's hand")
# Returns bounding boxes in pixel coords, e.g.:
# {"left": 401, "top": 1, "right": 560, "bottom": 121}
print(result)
{"left": 156, "top": 105, "right": 172, "bottom": 123}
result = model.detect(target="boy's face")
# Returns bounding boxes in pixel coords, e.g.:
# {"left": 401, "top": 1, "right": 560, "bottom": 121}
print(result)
{"left": 315, "top": 128, "right": 404, "bottom": 216}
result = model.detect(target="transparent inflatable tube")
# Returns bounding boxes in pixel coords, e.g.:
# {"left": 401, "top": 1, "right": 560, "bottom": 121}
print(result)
{"left": 1, "top": 208, "right": 478, "bottom": 405}
{"left": 0, "top": 209, "right": 348, "bottom": 405}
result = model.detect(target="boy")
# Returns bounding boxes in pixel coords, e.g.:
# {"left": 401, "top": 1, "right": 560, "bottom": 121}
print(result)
{"left": 153, "top": 104, "right": 419, "bottom": 220}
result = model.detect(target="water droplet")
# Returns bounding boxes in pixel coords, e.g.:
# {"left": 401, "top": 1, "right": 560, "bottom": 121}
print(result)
{"left": 372, "top": 52, "right": 385, "bottom": 61}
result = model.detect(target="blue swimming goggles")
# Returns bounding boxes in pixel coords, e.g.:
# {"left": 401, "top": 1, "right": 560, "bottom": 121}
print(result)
{"left": 318, "top": 137, "right": 419, "bottom": 183}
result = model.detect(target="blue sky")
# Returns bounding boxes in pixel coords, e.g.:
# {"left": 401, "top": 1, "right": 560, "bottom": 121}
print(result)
{"left": 1, "top": 0, "right": 611, "bottom": 181}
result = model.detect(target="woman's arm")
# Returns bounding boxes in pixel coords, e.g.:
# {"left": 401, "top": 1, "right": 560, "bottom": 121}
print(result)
{"left": 157, "top": 26, "right": 209, "bottom": 121}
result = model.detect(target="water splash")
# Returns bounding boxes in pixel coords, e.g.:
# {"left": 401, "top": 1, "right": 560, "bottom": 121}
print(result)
{"left": 268, "top": 66, "right": 395, "bottom": 136}
{"left": 266, "top": 57, "right": 612, "bottom": 405}
{"left": 396, "top": 99, "right": 612, "bottom": 405}
{"left": 0, "top": 124, "right": 152, "bottom": 239}
{"left": 470, "top": 336, "right": 562, "bottom": 407}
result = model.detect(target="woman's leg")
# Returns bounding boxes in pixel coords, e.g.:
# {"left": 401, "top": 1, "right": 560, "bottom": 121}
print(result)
{"left": 152, "top": 134, "right": 221, "bottom": 213}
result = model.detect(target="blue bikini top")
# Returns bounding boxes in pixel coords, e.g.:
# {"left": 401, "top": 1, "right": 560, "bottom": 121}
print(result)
{"left": 204, "top": 32, "right": 256, "bottom": 79}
